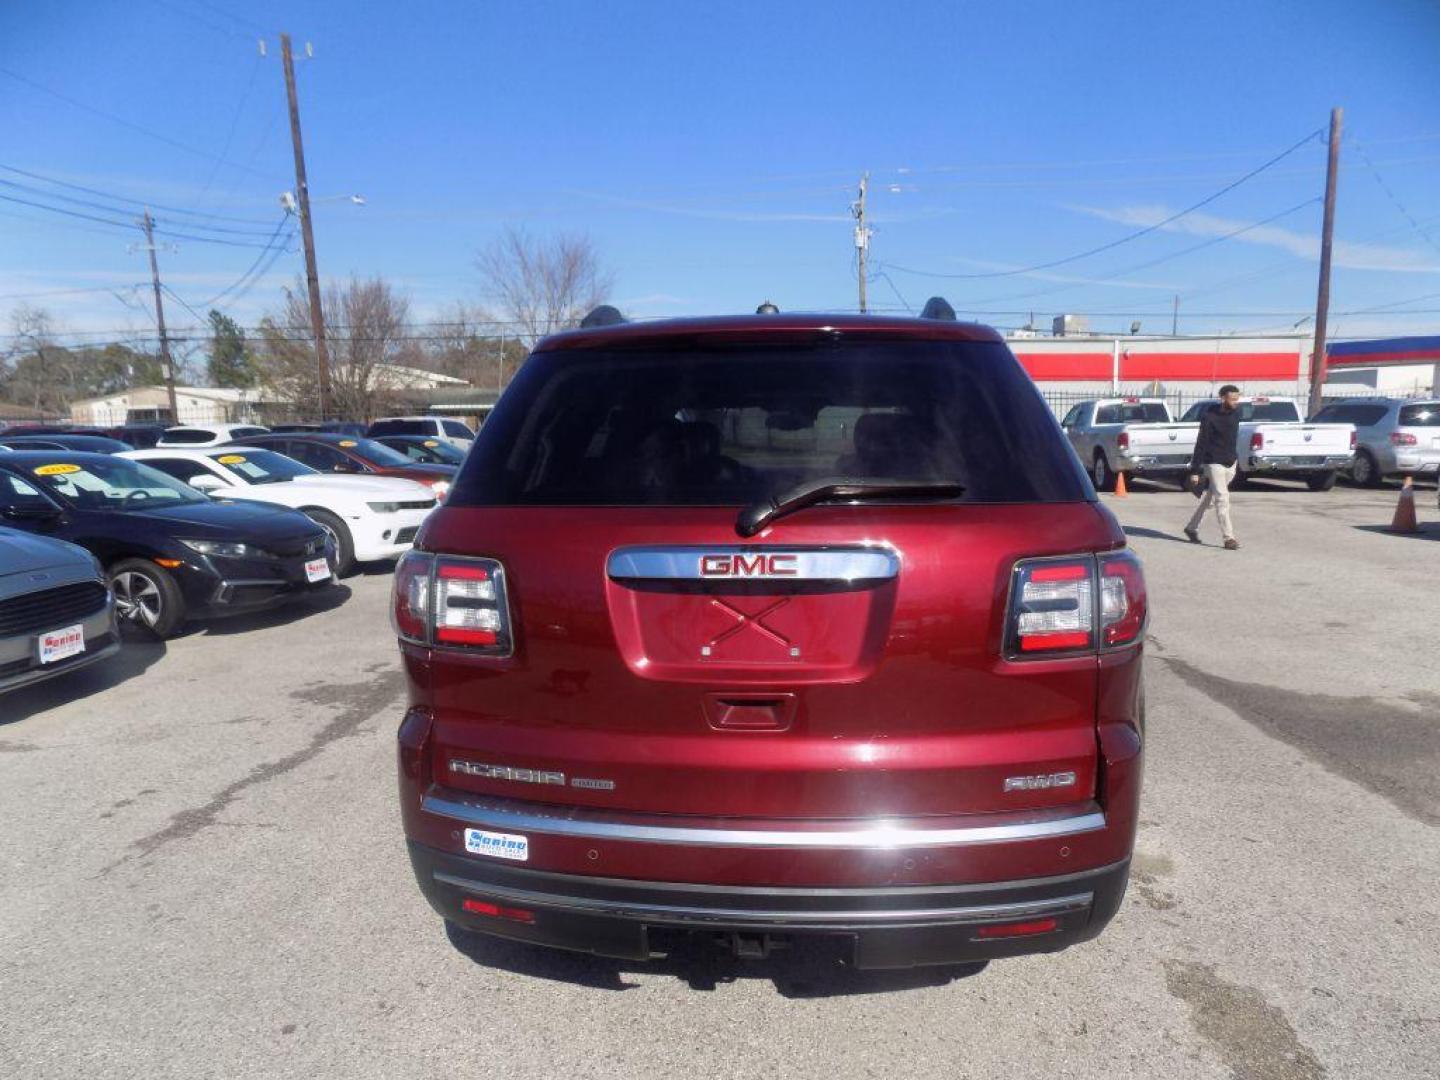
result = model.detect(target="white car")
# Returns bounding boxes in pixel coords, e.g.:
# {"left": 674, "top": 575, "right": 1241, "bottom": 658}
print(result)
{"left": 122, "top": 446, "right": 437, "bottom": 575}
{"left": 366, "top": 416, "right": 474, "bottom": 449}
{"left": 157, "top": 423, "right": 271, "bottom": 448}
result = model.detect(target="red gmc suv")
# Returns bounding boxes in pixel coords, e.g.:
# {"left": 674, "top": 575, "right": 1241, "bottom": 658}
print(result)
{"left": 393, "top": 300, "right": 1145, "bottom": 970}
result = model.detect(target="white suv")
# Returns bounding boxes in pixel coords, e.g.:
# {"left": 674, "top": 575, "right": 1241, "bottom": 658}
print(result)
{"left": 157, "top": 423, "right": 270, "bottom": 448}
{"left": 366, "top": 416, "right": 474, "bottom": 449}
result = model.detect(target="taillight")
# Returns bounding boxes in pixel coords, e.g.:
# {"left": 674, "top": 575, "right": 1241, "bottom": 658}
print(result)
{"left": 391, "top": 551, "right": 513, "bottom": 656}
{"left": 1117, "top": 431, "right": 1130, "bottom": 451}
{"left": 1008, "top": 559, "right": 1094, "bottom": 655}
{"left": 1390, "top": 432, "right": 1417, "bottom": 447}
{"left": 1007, "top": 553, "right": 1147, "bottom": 659}
{"left": 1100, "top": 551, "right": 1147, "bottom": 647}
{"left": 1249, "top": 432, "right": 1264, "bottom": 451}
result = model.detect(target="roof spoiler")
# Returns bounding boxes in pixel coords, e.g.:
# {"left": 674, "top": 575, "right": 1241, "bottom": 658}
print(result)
{"left": 579, "top": 304, "right": 626, "bottom": 329}
{"left": 919, "top": 296, "right": 957, "bottom": 321}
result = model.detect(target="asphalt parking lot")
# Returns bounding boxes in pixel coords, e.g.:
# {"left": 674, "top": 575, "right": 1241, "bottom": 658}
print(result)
{"left": 2, "top": 484, "right": 1437, "bottom": 1080}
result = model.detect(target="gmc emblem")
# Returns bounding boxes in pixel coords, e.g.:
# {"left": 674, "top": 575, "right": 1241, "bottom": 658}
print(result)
{"left": 700, "top": 553, "right": 799, "bottom": 578}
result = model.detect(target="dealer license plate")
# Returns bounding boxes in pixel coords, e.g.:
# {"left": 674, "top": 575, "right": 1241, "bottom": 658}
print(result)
{"left": 465, "top": 828, "right": 529, "bottom": 862}
{"left": 38, "top": 624, "right": 85, "bottom": 664}
{"left": 1292, "top": 456, "right": 1324, "bottom": 465}
{"left": 304, "top": 558, "right": 332, "bottom": 583}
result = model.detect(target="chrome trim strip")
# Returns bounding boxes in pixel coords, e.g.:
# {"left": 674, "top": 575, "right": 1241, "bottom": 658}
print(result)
{"left": 421, "top": 793, "right": 1106, "bottom": 849}
{"left": 606, "top": 545, "right": 899, "bottom": 583}
{"left": 432, "top": 872, "right": 1094, "bottom": 927}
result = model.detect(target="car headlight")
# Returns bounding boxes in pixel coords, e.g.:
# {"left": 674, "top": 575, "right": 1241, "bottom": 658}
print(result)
{"left": 368, "top": 501, "right": 400, "bottom": 513}
{"left": 180, "top": 538, "right": 263, "bottom": 559}
{"left": 430, "top": 480, "right": 450, "bottom": 502}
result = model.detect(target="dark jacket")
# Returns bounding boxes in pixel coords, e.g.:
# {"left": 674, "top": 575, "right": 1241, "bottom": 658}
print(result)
{"left": 1189, "top": 404, "right": 1240, "bottom": 470}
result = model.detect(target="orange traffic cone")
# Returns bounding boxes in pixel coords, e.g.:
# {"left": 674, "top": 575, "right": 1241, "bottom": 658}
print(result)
{"left": 1114, "top": 470, "right": 1129, "bottom": 498}
{"left": 1389, "top": 476, "right": 1418, "bottom": 534}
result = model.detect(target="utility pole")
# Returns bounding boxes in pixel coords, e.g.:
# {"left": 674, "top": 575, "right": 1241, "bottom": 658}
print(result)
{"left": 281, "top": 32, "right": 331, "bottom": 418}
{"left": 140, "top": 209, "right": 179, "bottom": 421}
{"left": 1307, "top": 107, "right": 1343, "bottom": 417}
{"left": 1171, "top": 295, "right": 1179, "bottom": 337}
{"left": 852, "top": 173, "right": 870, "bottom": 314}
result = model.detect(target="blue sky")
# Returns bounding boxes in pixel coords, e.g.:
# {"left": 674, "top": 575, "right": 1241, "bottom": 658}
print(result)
{"left": 2, "top": 0, "right": 1438, "bottom": 350}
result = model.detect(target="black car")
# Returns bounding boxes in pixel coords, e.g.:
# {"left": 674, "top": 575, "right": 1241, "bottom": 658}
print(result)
{"left": 372, "top": 435, "right": 468, "bottom": 465}
{"left": 0, "top": 452, "right": 335, "bottom": 638}
{"left": 0, "top": 434, "right": 134, "bottom": 454}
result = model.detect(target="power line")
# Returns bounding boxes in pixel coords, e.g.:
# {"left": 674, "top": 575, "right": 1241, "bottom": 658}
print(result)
{"left": 0, "top": 65, "right": 276, "bottom": 180}
{"left": 196, "top": 219, "right": 297, "bottom": 308}
{"left": 0, "top": 191, "right": 290, "bottom": 248}
{"left": 1353, "top": 141, "right": 1440, "bottom": 259}
{"left": 882, "top": 128, "right": 1325, "bottom": 281}
{"left": 0, "top": 162, "right": 274, "bottom": 225}
{"left": 0, "top": 177, "right": 279, "bottom": 238}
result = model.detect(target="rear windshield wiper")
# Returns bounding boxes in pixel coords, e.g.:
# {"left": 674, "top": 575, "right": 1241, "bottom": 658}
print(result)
{"left": 736, "top": 477, "right": 965, "bottom": 537}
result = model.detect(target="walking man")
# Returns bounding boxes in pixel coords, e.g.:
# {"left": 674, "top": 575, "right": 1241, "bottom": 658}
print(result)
{"left": 1185, "top": 384, "right": 1243, "bottom": 549}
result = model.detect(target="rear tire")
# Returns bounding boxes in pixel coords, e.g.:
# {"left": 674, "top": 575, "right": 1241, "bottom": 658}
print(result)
{"left": 1306, "top": 471, "right": 1337, "bottom": 492}
{"left": 1351, "top": 450, "right": 1381, "bottom": 488}
{"left": 1092, "top": 452, "right": 1116, "bottom": 492}
{"left": 303, "top": 508, "right": 355, "bottom": 577}
{"left": 109, "top": 558, "right": 186, "bottom": 639}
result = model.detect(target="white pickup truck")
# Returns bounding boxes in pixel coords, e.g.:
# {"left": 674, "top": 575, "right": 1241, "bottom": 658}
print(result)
{"left": 1061, "top": 398, "right": 1199, "bottom": 491}
{"left": 1177, "top": 397, "right": 1355, "bottom": 491}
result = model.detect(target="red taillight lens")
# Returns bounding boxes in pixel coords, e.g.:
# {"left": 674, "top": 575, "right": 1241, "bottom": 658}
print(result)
{"left": 1390, "top": 432, "right": 1417, "bottom": 447}
{"left": 391, "top": 552, "right": 513, "bottom": 656}
{"left": 1117, "top": 431, "right": 1130, "bottom": 451}
{"left": 392, "top": 551, "right": 431, "bottom": 642}
{"left": 1249, "top": 432, "right": 1264, "bottom": 451}
{"left": 1100, "top": 551, "right": 1147, "bottom": 647}
{"left": 975, "top": 917, "right": 1059, "bottom": 939}
{"left": 1008, "top": 558, "right": 1095, "bottom": 655}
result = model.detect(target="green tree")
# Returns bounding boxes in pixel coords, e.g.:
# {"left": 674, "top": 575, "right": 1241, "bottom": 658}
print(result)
{"left": 207, "top": 309, "right": 255, "bottom": 387}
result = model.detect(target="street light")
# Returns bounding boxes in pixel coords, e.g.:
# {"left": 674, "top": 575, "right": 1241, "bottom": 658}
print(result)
{"left": 279, "top": 192, "right": 366, "bottom": 215}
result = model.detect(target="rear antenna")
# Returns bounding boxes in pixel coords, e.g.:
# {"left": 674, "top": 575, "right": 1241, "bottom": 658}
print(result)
{"left": 755, "top": 300, "right": 780, "bottom": 314}
{"left": 579, "top": 304, "right": 626, "bottom": 328}
{"left": 919, "top": 296, "right": 957, "bottom": 321}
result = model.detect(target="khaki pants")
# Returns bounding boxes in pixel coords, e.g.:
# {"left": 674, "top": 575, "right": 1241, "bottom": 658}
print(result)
{"left": 1187, "top": 463, "right": 1237, "bottom": 541}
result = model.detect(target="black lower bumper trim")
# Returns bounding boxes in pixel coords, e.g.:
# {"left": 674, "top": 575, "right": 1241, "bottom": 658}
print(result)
{"left": 408, "top": 841, "right": 1131, "bottom": 970}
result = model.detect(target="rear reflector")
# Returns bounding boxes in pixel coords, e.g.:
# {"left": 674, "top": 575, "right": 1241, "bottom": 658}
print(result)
{"left": 975, "top": 917, "right": 1058, "bottom": 939}
{"left": 462, "top": 898, "right": 536, "bottom": 923}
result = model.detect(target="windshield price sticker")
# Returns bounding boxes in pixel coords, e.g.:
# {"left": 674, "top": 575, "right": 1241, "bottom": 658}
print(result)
{"left": 464, "top": 829, "right": 529, "bottom": 861}
{"left": 424, "top": 440, "right": 439, "bottom": 448}
{"left": 34, "top": 463, "right": 82, "bottom": 476}
{"left": 216, "top": 454, "right": 246, "bottom": 465}
{"left": 339, "top": 440, "right": 358, "bottom": 448}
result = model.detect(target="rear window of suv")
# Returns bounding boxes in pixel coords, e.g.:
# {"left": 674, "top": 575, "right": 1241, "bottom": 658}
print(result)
{"left": 450, "top": 338, "right": 1089, "bottom": 506}
{"left": 1398, "top": 404, "right": 1440, "bottom": 427}
{"left": 369, "top": 419, "right": 430, "bottom": 437}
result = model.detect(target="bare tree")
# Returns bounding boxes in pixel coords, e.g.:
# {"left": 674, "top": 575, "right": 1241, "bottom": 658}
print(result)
{"left": 254, "top": 276, "right": 415, "bottom": 420}
{"left": 475, "top": 228, "right": 615, "bottom": 347}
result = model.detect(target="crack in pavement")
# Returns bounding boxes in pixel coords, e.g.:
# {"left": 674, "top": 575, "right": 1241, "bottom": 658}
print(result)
{"left": 1159, "top": 655, "right": 1440, "bottom": 827}
{"left": 1165, "top": 960, "right": 1327, "bottom": 1080}
{"left": 100, "top": 671, "right": 403, "bottom": 876}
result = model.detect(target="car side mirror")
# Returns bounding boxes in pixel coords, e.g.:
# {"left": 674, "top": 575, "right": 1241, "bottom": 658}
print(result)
{"left": 187, "top": 474, "right": 226, "bottom": 493}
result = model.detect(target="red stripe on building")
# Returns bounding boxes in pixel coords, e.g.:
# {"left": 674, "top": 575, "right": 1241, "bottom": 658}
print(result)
{"left": 1120, "top": 351, "right": 1299, "bottom": 381}
{"left": 1328, "top": 349, "right": 1440, "bottom": 368}
{"left": 1013, "top": 352, "right": 1112, "bottom": 380}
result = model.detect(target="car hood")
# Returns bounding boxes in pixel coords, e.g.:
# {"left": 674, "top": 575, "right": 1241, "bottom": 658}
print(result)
{"left": 0, "top": 527, "right": 95, "bottom": 582}
{"left": 130, "top": 498, "right": 317, "bottom": 541}
{"left": 288, "top": 475, "right": 435, "bottom": 499}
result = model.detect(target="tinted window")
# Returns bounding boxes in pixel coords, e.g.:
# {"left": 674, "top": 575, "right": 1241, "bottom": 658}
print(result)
{"left": 1241, "top": 401, "right": 1301, "bottom": 422}
{"left": 369, "top": 419, "right": 429, "bottom": 437}
{"left": 1095, "top": 403, "right": 1167, "bottom": 424}
{"left": 1060, "top": 405, "right": 1082, "bottom": 427}
{"left": 442, "top": 420, "right": 474, "bottom": 439}
{"left": 143, "top": 457, "right": 221, "bottom": 485}
{"left": 0, "top": 470, "right": 62, "bottom": 513}
{"left": 1398, "top": 404, "right": 1440, "bottom": 427}
{"left": 17, "top": 458, "right": 205, "bottom": 510}
{"left": 1310, "top": 405, "right": 1344, "bottom": 422}
{"left": 451, "top": 339, "right": 1089, "bottom": 506}
{"left": 285, "top": 442, "right": 356, "bottom": 472}
{"left": 161, "top": 428, "right": 220, "bottom": 444}
{"left": 383, "top": 438, "right": 465, "bottom": 464}
{"left": 230, "top": 426, "right": 269, "bottom": 438}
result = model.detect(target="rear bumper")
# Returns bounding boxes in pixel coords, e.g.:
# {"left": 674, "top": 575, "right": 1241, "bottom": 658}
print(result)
{"left": 409, "top": 840, "right": 1130, "bottom": 968}
{"left": 1245, "top": 453, "right": 1351, "bottom": 474}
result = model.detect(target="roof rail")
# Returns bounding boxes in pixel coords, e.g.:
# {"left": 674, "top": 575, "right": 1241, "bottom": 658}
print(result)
{"left": 920, "top": 296, "right": 957, "bottom": 321}
{"left": 579, "top": 305, "right": 626, "bottom": 329}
